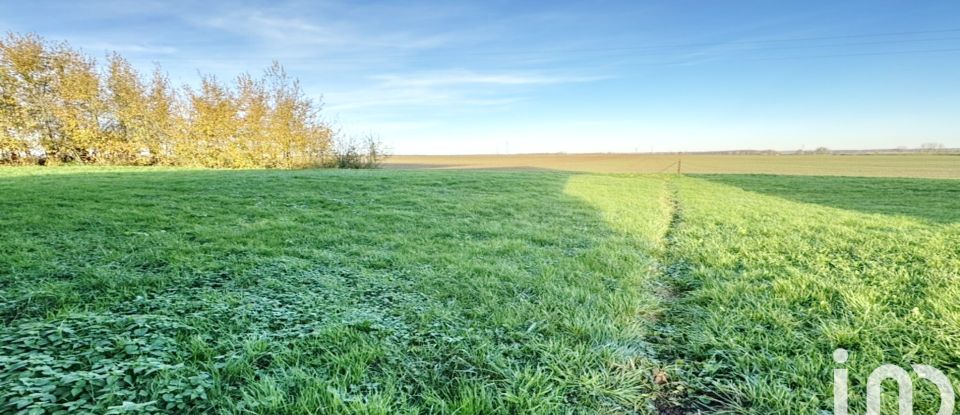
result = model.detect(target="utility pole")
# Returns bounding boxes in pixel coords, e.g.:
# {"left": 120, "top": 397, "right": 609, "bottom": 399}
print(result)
{"left": 677, "top": 159, "right": 681, "bottom": 174}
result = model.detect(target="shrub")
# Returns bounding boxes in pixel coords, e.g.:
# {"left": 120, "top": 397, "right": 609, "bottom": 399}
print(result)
{"left": 328, "top": 134, "right": 389, "bottom": 169}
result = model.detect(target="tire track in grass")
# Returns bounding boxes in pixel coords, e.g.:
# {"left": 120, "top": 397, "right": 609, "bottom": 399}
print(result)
{"left": 650, "top": 178, "right": 740, "bottom": 414}
{"left": 650, "top": 178, "right": 700, "bottom": 415}
{"left": 563, "top": 174, "right": 691, "bottom": 413}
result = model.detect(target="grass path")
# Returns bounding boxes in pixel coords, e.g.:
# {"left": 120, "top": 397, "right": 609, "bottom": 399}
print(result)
{"left": 645, "top": 179, "right": 693, "bottom": 415}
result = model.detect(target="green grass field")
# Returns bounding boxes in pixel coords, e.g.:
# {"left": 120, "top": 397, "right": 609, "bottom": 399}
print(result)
{"left": 1, "top": 166, "right": 958, "bottom": 414}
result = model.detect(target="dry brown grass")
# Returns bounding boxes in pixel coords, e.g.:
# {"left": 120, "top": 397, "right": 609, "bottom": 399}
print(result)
{"left": 385, "top": 153, "right": 960, "bottom": 178}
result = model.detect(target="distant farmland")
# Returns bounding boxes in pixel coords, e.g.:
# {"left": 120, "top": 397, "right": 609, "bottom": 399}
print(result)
{"left": 385, "top": 153, "right": 960, "bottom": 178}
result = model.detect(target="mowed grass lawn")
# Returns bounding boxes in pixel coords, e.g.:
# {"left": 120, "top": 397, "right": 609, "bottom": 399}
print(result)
{"left": 1, "top": 167, "right": 959, "bottom": 414}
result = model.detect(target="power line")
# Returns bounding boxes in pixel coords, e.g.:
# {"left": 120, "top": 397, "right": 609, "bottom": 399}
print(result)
{"left": 151, "top": 47, "right": 960, "bottom": 70}
{"left": 568, "top": 36, "right": 960, "bottom": 58}
{"left": 115, "top": 27, "right": 960, "bottom": 64}
{"left": 147, "top": 43, "right": 960, "bottom": 67}
{"left": 747, "top": 47, "right": 960, "bottom": 61}
{"left": 442, "top": 27, "right": 960, "bottom": 58}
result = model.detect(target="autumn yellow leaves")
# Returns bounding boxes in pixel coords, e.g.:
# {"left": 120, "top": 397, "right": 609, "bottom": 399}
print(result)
{"left": 0, "top": 33, "right": 337, "bottom": 168}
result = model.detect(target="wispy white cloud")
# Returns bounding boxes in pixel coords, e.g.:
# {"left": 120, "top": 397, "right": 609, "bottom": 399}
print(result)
{"left": 371, "top": 70, "right": 608, "bottom": 88}
{"left": 346, "top": 120, "right": 439, "bottom": 134}
{"left": 324, "top": 87, "right": 523, "bottom": 112}
{"left": 195, "top": 8, "right": 457, "bottom": 51}
{"left": 325, "top": 70, "right": 604, "bottom": 111}
{"left": 77, "top": 41, "right": 179, "bottom": 55}
{"left": 201, "top": 11, "right": 334, "bottom": 43}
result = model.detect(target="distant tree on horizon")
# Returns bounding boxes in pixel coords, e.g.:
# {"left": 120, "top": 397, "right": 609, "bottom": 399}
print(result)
{"left": 920, "top": 142, "right": 945, "bottom": 153}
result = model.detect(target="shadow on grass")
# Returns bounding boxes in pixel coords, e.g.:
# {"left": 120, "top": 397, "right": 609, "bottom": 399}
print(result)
{"left": 696, "top": 174, "right": 960, "bottom": 224}
{"left": 384, "top": 163, "right": 559, "bottom": 172}
{"left": 0, "top": 167, "right": 668, "bottom": 413}
{"left": 381, "top": 163, "right": 459, "bottom": 169}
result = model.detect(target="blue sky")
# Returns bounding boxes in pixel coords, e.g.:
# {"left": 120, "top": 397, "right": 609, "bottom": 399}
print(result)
{"left": 4, "top": 0, "right": 960, "bottom": 154}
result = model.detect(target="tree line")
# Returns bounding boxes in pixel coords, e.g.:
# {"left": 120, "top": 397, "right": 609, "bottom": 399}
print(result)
{"left": 0, "top": 33, "right": 383, "bottom": 168}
